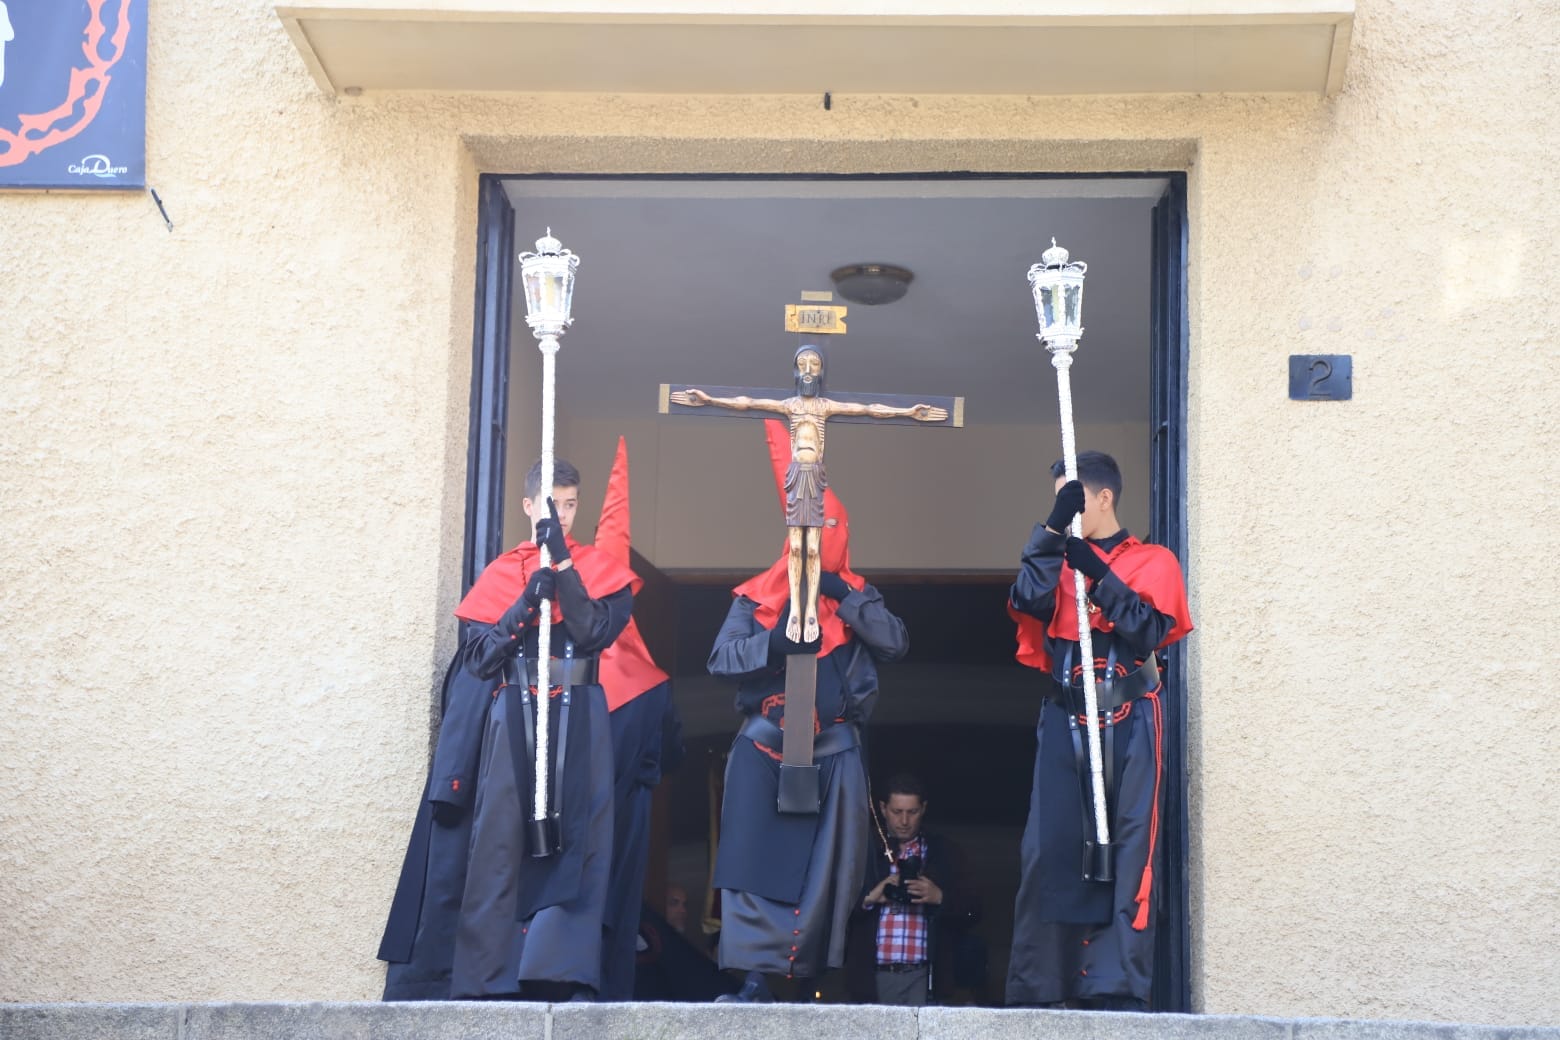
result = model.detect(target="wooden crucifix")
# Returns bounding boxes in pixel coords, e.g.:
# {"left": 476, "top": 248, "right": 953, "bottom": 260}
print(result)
{"left": 660, "top": 342, "right": 964, "bottom": 643}
{"left": 658, "top": 304, "right": 963, "bottom": 810}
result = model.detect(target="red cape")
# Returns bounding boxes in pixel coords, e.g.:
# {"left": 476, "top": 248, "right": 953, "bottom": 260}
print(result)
{"left": 455, "top": 535, "right": 640, "bottom": 626}
{"left": 594, "top": 437, "right": 671, "bottom": 711}
{"left": 732, "top": 420, "right": 865, "bottom": 657}
{"left": 1010, "top": 535, "right": 1193, "bottom": 671}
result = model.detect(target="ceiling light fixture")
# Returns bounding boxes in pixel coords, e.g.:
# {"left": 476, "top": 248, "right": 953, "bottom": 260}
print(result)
{"left": 829, "top": 263, "right": 914, "bottom": 306}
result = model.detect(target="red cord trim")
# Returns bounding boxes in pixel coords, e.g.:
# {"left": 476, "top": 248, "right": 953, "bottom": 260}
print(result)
{"left": 1132, "top": 687, "right": 1164, "bottom": 931}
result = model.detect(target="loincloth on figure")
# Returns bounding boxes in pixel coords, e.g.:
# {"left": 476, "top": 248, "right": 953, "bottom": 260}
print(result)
{"left": 784, "top": 461, "right": 828, "bottom": 528}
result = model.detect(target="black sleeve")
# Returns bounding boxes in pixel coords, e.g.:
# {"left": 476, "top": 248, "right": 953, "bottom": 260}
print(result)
{"left": 707, "top": 597, "right": 773, "bottom": 680}
{"left": 462, "top": 622, "right": 520, "bottom": 682}
{"left": 1089, "top": 571, "right": 1176, "bottom": 658}
{"left": 835, "top": 582, "right": 909, "bottom": 663}
{"left": 1011, "top": 522, "right": 1065, "bottom": 619}
{"left": 553, "top": 567, "right": 633, "bottom": 652}
{"left": 427, "top": 653, "right": 491, "bottom": 820}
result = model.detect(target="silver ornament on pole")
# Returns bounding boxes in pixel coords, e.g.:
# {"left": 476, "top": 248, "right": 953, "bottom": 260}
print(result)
{"left": 1027, "top": 239, "right": 1113, "bottom": 882}
{"left": 517, "top": 228, "right": 579, "bottom": 857}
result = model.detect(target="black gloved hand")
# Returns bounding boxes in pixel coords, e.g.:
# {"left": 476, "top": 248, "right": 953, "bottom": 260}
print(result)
{"left": 497, "top": 568, "right": 555, "bottom": 640}
{"left": 817, "top": 571, "right": 852, "bottom": 601}
{"left": 1065, "top": 537, "right": 1111, "bottom": 583}
{"left": 523, "top": 567, "right": 557, "bottom": 607}
{"left": 1046, "top": 480, "right": 1086, "bottom": 533}
{"left": 533, "top": 497, "right": 571, "bottom": 563}
{"left": 769, "top": 623, "right": 822, "bottom": 657}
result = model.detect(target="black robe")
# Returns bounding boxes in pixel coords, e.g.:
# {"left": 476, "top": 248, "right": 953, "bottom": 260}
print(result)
{"left": 1005, "top": 526, "right": 1188, "bottom": 1008}
{"left": 378, "top": 568, "right": 632, "bottom": 1000}
{"left": 708, "top": 585, "right": 907, "bottom": 978}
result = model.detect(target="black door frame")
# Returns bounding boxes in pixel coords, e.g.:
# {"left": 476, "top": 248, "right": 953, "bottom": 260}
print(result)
{"left": 462, "top": 169, "right": 1193, "bottom": 1011}
{"left": 1148, "top": 172, "right": 1191, "bottom": 1012}
{"left": 463, "top": 176, "right": 517, "bottom": 588}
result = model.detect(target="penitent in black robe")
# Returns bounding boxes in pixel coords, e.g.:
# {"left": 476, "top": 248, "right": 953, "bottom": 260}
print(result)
{"left": 378, "top": 562, "right": 632, "bottom": 1000}
{"left": 1005, "top": 526, "right": 1192, "bottom": 1009}
{"left": 708, "top": 585, "right": 907, "bottom": 979}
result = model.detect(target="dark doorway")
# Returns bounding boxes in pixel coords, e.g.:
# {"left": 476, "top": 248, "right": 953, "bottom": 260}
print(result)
{"left": 463, "top": 170, "right": 1190, "bottom": 1009}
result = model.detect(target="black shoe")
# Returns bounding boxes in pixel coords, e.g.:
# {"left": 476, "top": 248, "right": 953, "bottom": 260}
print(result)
{"left": 1091, "top": 996, "right": 1147, "bottom": 1012}
{"left": 715, "top": 973, "right": 774, "bottom": 1004}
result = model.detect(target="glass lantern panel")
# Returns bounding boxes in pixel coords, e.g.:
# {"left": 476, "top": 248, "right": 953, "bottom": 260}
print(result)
{"left": 522, "top": 266, "right": 546, "bottom": 317}
{"left": 528, "top": 264, "right": 577, "bottom": 321}
{"left": 555, "top": 270, "right": 575, "bottom": 316}
{"left": 1064, "top": 281, "right": 1083, "bottom": 329}
{"left": 1043, "top": 283, "right": 1063, "bottom": 331}
{"left": 538, "top": 270, "right": 563, "bottom": 317}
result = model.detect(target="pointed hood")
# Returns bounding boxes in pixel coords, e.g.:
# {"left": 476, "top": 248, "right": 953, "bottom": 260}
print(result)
{"left": 595, "top": 437, "right": 671, "bottom": 710}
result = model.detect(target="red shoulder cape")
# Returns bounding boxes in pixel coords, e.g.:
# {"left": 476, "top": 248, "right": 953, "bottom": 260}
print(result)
{"left": 732, "top": 420, "right": 865, "bottom": 658}
{"left": 454, "top": 537, "right": 640, "bottom": 625}
{"left": 1010, "top": 535, "right": 1193, "bottom": 672}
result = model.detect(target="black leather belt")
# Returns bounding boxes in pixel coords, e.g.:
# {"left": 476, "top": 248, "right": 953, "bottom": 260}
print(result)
{"left": 1047, "top": 652, "right": 1160, "bottom": 716}
{"left": 523, "top": 656, "right": 598, "bottom": 687}
{"left": 739, "top": 715, "right": 860, "bottom": 758}
{"left": 878, "top": 962, "right": 928, "bottom": 973}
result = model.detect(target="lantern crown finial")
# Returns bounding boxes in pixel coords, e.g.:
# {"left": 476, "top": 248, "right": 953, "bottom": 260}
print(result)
{"left": 534, "top": 227, "right": 563, "bottom": 255}
{"left": 1041, "top": 238, "right": 1071, "bottom": 268}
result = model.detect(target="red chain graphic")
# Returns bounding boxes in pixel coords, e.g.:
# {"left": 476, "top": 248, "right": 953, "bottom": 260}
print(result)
{"left": 0, "top": 0, "right": 132, "bottom": 168}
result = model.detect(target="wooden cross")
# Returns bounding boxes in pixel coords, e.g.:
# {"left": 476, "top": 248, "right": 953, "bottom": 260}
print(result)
{"left": 658, "top": 305, "right": 963, "bottom": 799}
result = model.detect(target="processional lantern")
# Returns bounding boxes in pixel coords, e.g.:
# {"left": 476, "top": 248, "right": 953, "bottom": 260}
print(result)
{"left": 517, "top": 228, "right": 580, "bottom": 858}
{"left": 1028, "top": 238, "right": 1086, "bottom": 349}
{"left": 1027, "top": 239, "right": 1113, "bottom": 883}
{"left": 520, "top": 228, "right": 579, "bottom": 340}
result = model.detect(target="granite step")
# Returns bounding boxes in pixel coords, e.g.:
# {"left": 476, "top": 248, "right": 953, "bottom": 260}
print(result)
{"left": 3, "top": 1002, "right": 1554, "bottom": 1040}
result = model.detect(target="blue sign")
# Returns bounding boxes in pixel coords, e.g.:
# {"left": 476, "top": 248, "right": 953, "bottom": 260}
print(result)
{"left": 0, "top": 0, "right": 147, "bottom": 190}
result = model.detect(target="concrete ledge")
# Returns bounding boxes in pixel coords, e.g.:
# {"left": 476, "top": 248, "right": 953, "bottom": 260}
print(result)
{"left": 1293, "top": 1022, "right": 1560, "bottom": 1040}
{"left": 0, "top": 1004, "right": 181, "bottom": 1040}
{"left": 920, "top": 1008, "right": 1298, "bottom": 1040}
{"left": 276, "top": 1, "right": 1355, "bottom": 97}
{"left": 181, "top": 1001, "right": 548, "bottom": 1040}
{"left": 553, "top": 1001, "right": 919, "bottom": 1040}
{"left": 3, "top": 1003, "right": 1558, "bottom": 1040}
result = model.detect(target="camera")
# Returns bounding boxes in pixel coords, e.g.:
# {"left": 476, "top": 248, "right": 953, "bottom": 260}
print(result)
{"left": 884, "top": 854, "right": 923, "bottom": 905}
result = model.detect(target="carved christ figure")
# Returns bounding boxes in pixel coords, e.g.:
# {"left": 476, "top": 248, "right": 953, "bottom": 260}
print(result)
{"left": 670, "top": 346, "right": 949, "bottom": 643}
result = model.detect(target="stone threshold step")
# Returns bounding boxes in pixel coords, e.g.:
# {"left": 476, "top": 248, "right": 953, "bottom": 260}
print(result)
{"left": 3, "top": 1002, "right": 1554, "bottom": 1040}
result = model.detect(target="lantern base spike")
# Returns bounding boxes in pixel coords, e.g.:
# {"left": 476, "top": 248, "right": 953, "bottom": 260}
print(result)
{"left": 528, "top": 815, "right": 562, "bottom": 859}
{"left": 1083, "top": 840, "right": 1115, "bottom": 883}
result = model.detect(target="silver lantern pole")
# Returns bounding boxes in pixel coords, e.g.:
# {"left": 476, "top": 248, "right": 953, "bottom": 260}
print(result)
{"left": 1028, "top": 239, "right": 1112, "bottom": 878}
{"left": 517, "top": 229, "right": 580, "bottom": 843}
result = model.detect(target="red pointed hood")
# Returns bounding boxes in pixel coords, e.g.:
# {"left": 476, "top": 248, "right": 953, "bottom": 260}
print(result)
{"left": 594, "top": 437, "right": 670, "bottom": 710}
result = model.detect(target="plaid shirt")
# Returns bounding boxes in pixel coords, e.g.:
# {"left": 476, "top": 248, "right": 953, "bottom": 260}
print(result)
{"left": 874, "top": 836, "right": 929, "bottom": 965}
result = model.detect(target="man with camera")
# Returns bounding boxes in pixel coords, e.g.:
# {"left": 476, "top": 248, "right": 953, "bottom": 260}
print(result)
{"left": 848, "top": 774, "right": 976, "bottom": 1006}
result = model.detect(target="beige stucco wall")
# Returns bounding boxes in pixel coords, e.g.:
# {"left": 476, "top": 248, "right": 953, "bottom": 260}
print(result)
{"left": 2, "top": 0, "right": 1556, "bottom": 1024}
